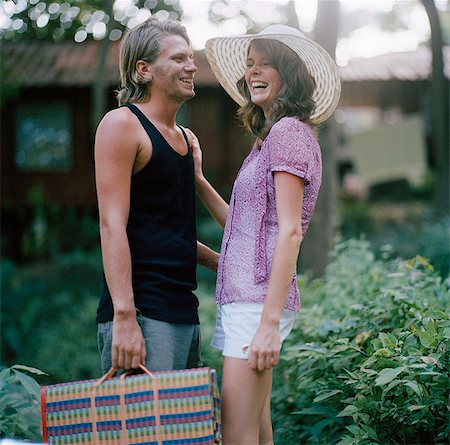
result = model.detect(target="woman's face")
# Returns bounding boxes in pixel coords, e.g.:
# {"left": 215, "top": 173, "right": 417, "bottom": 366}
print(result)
{"left": 244, "top": 43, "right": 282, "bottom": 116}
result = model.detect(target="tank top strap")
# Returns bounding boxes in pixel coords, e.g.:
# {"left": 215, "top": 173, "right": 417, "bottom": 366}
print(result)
{"left": 177, "top": 125, "right": 190, "bottom": 151}
{"left": 124, "top": 103, "right": 191, "bottom": 153}
{"left": 124, "top": 103, "right": 159, "bottom": 138}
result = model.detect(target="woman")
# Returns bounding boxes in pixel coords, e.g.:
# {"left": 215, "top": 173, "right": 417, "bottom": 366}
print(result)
{"left": 193, "top": 25, "right": 341, "bottom": 444}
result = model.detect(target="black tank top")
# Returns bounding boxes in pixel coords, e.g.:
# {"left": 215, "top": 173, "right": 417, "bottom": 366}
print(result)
{"left": 96, "top": 103, "right": 198, "bottom": 324}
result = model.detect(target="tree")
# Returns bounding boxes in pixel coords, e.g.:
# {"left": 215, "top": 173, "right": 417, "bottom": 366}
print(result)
{"left": 208, "top": 0, "right": 298, "bottom": 34}
{"left": 299, "top": 0, "right": 340, "bottom": 277}
{"left": 0, "top": 0, "right": 183, "bottom": 42}
{"left": 421, "top": 0, "right": 450, "bottom": 215}
{"left": 92, "top": 0, "right": 114, "bottom": 131}
{"left": 0, "top": 0, "right": 184, "bottom": 130}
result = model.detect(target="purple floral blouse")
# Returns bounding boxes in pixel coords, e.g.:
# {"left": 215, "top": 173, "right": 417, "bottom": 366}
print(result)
{"left": 216, "top": 117, "right": 322, "bottom": 312}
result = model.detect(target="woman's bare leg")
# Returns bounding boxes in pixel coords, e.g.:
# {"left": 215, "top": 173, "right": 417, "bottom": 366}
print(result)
{"left": 259, "top": 387, "right": 274, "bottom": 445}
{"left": 221, "top": 356, "right": 273, "bottom": 445}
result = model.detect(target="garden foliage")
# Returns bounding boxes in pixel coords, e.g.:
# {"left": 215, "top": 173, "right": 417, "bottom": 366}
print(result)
{"left": 1, "top": 240, "right": 448, "bottom": 443}
{"left": 1, "top": 251, "right": 103, "bottom": 383}
{"left": 0, "top": 365, "right": 45, "bottom": 441}
{"left": 272, "top": 239, "right": 449, "bottom": 445}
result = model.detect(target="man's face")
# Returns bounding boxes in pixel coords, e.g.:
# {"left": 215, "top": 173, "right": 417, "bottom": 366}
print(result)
{"left": 150, "top": 34, "right": 198, "bottom": 103}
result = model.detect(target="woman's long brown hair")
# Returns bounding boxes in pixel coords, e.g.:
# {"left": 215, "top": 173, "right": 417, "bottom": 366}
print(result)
{"left": 236, "top": 39, "right": 316, "bottom": 139}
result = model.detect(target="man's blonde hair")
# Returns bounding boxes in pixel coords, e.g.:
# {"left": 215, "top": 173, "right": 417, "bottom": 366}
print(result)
{"left": 116, "top": 18, "right": 190, "bottom": 106}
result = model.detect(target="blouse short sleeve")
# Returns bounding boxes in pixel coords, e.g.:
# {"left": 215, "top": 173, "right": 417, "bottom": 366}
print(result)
{"left": 266, "top": 117, "right": 318, "bottom": 185}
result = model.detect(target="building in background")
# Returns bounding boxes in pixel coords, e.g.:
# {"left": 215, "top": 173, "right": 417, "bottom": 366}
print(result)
{"left": 1, "top": 41, "right": 448, "bottom": 259}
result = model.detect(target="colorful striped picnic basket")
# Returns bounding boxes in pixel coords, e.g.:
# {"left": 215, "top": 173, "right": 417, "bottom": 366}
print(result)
{"left": 41, "top": 365, "right": 221, "bottom": 444}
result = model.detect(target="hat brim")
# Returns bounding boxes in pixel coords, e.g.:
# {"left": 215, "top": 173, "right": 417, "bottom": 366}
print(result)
{"left": 205, "top": 32, "right": 341, "bottom": 124}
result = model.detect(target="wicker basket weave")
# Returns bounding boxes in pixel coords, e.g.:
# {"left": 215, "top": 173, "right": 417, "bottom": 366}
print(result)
{"left": 41, "top": 366, "right": 221, "bottom": 444}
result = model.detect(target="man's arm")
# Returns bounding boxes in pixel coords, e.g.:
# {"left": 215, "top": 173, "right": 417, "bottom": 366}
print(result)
{"left": 94, "top": 108, "right": 146, "bottom": 370}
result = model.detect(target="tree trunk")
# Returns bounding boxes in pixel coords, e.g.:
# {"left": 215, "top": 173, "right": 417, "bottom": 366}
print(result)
{"left": 300, "top": 0, "right": 340, "bottom": 277}
{"left": 91, "top": 0, "right": 114, "bottom": 135}
{"left": 421, "top": 0, "right": 449, "bottom": 215}
{"left": 285, "top": 0, "right": 300, "bottom": 29}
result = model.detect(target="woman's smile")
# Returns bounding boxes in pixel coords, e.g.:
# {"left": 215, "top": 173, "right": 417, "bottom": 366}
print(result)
{"left": 245, "top": 45, "right": 282, "bottom": 115}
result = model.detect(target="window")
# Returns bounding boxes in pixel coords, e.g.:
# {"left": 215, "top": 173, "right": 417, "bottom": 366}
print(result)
{"left": 15, "top": 101, "right": 73, "bottom": 172}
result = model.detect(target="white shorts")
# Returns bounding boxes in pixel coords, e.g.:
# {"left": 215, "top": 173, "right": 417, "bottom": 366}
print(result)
{"left": 211, "top": 303, "right": 296, "bottom": 359}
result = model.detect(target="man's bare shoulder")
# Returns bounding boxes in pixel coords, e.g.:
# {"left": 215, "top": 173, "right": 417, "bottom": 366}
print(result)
{"left": 96, "top": 107, "right": 141, "bottom": 147}
{"left": 98, "top": 106, "right": 136, "bottom": 131}
{"left": 95, "top": 106, "right": 142, "bottom": 160}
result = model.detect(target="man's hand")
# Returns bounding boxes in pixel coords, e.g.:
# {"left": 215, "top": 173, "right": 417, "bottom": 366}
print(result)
{"left": 111, "top": 313, "right": 146, "bottom": 370}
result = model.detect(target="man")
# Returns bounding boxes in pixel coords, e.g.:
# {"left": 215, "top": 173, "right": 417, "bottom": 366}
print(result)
{"left": 95, "top": 18, "right": 218, "bottom": 373}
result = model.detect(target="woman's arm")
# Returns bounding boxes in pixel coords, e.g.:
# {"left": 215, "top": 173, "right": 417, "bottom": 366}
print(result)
{"left": 197, "top": 241, "right": 220, "bottom": 272}
{"left": 185, "top": 129, "right": 229, "bottom": 228}
{"left": 196, "top": 177, "right": 229, "bottom": 229}
{"left": 248, "top": 171, "right": 304, "bottom": 371}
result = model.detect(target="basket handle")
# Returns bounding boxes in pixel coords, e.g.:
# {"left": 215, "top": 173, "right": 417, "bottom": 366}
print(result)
{"left": 90, "top": 364, "right": 162, "bottom": 445}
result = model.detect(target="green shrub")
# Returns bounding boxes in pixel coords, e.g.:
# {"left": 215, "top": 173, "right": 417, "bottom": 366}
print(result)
{"left": 272, "top": 240, "right": 449, "bottom": 445}
{"left": 0, "top": 365, "right": 45, "bottom": 440}
{"left": 1, "top": 249, "right": 221, "bottom": 385}
{"left": 2, "top": 238, "right": 448, "bottom": 443}
{"left": 339, "top": 202, "right": 449, "bottom": 278}
{"left": 1, "top": 250, "right": 104, "bottom": 383}
{"left": 2, "top": 190, "right": 100, "bottom": 262}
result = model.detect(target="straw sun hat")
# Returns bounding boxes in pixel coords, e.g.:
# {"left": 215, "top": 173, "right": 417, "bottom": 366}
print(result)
{"left": 205, "top": 24, "right": 341, "bottom": 124}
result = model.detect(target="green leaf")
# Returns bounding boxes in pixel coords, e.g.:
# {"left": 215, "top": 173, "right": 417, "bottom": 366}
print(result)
{"left": 0, "top": 368, "right": 11, "bottom": 381}
{"left": 309, "top": 418, "right": 335, "bottom": 435}
{"left": 375, "top": 366, "right": 406, "bottom": 386}
{"left": 333, "top": 344, "right": 352, "bottom": 353}
{"left": 428, "top": 310, "right": 449, "bottom": 320}
{"left": 362, "top": 424, "right": 379, "bottom": 440}
{"left": 405, "top": 381, "right": 422, "bottom": 397}
{"left": 379, "top": 332, "right": 397, "bottom": 349}
{"left": 425, "top": 319, "right": 437, "bottom": 336}
{"left": 419, "top": 371, "right": 441, "bottom": 376}
{"left": 313, "top": 389, "right": 343, "bottom": 402}
{"left": 420, "top": 355, "right": 438, "bottom": 365}
{"left": 410, "top": 363, "right": 428, "bottom": 369}
{"left": 343, "top": 369, "right": 359, "bottom": 379}
{"left": 12, "top": 370, "right": 41, "bottom": 398}
{"left": 443, "top": 326, "right": 450, "bottom": 339}
{"left": 337, "top": 405, "right": 359, "bottom": 417}
{"left": 336, "top": 338, "right": 350, "bottom": 345}
{"left": 383, "top": 378, "right": 404, "bottom": 394}
{"left": 361, "top": 356, "right": 378, "bottom": 368}
{"left": 346, "top": 424, "right": 365, "bottom": 436}
{"left": 336, "top": 436, "right": 357, "bottom": 445}
{"left": 418, "top": 331, "right": 435, "bottom": 348}
{"left": 12, "top": 364, "right": 47, "bottom": 376}
{"left": 357, "top": 412, "right": 370, "bottom": 424}
{"left": 361, "top": 368, "right": 378, "bottom": 375}
{"left": 374, "top": 348, "right": 393, "bottom": 357}
{"left": 295, "top": 344, "right": 328, "bottom": 354}
{"left": 407, "top": 405, "right": 426, "bottom": 412}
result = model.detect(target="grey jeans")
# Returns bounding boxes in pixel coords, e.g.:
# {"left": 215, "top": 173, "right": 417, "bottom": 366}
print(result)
{"left": 98, "top": 311, "right": 202, "bottom": 374}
